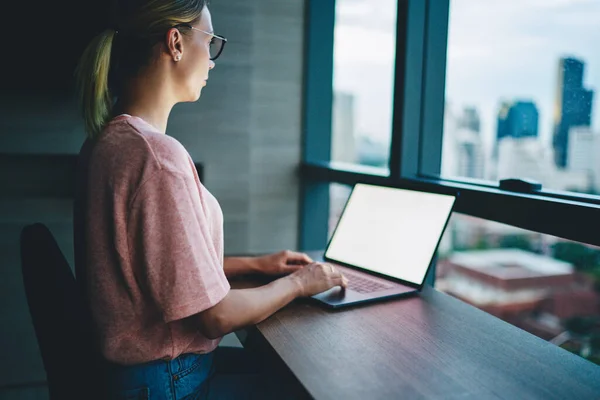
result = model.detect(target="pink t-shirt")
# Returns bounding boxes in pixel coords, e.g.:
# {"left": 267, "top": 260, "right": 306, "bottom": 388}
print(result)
{"left": 73, "top": 114, "right": 230, "bottom": 365}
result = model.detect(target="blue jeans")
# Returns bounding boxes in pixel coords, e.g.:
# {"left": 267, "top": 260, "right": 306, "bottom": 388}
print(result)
{"left": 104, "top": 347, "right": 279, "bottom": 400}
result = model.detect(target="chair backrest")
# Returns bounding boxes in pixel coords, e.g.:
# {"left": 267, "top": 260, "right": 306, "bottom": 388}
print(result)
{"left": 20, "top": 223, "right": 100, "bottom": 399}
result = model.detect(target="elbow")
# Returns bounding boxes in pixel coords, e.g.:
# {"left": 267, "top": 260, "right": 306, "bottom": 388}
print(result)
{"left": 198, "top": 308, "right": 232, "bottom": 340}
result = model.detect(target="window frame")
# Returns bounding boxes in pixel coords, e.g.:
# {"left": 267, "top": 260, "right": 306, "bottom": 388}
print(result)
{"left": 300, "top": 0, "right": 600, "bottom": 257}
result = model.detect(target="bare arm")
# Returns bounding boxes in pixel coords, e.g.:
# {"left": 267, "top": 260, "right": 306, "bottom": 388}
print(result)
{"left": 195, "top": 263, "right": 348, "bottom": 339}
{"left": 197, "top": 275, "right": 300, "bottom": 339}
{"left": 223, "top": 256, "right": 259, "bottom": 278}
{"left": 223, "top": 251, "right": 314, "bottom": 278}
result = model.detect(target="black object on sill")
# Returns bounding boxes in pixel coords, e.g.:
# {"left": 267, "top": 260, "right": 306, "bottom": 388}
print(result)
{"left": 499, "top": 178, "right": 542, "bottom": 193}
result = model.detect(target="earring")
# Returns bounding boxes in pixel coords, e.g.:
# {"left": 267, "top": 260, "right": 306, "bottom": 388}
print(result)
{"left": 175, "top": 55, "right": 181, "bottom": 62}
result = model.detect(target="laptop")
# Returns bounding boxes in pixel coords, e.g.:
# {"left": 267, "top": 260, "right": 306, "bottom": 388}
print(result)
{"left": 311, "top": 183, "right": 457, "bottom": 308}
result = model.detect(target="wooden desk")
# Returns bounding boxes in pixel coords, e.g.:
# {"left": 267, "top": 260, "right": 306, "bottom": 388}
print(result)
{"left": 236, "top": 280, "right": 600, "bottom": 399}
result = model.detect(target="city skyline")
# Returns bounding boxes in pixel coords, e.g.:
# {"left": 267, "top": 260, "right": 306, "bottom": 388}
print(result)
{"left": 333, "top": 0, "right": 600, "bottom": 173}
{"left": 446, "top": 0, "right": 600, "bottom": 164}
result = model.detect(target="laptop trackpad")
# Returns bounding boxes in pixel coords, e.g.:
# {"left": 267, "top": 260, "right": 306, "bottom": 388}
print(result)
{"left": 311, "top": 286, "right": 363, "bottom": 304}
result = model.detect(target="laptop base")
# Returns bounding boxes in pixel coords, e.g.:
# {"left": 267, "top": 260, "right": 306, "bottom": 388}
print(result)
{"left": 311, "top": 285, "right": 418, "bottom": 309}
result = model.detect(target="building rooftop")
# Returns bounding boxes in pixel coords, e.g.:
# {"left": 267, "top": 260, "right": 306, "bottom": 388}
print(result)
{"left": 447, "top": 249, "right": 574, "bottom": 280}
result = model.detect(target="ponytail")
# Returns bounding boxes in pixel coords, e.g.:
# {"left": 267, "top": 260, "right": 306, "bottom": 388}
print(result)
{"left": 75, "top": 30, "right": 116, "bottom": 139}
{"left": 74, "top": 0, "right": 207, "bottom": 138}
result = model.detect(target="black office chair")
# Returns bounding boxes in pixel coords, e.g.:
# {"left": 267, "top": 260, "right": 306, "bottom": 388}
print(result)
{"left": 20, "top": 223, "right": 102, "bottom": 399}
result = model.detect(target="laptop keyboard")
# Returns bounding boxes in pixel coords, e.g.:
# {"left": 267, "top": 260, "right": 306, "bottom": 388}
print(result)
{"left": 344, "top": 270, "right": 393, "bottom": 294}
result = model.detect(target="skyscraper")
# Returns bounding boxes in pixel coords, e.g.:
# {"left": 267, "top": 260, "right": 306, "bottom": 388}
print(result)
{"left": 496, "top": 101, "right": 539, "bottom": 141}
{"left": 458, "top": 107, "right": 481, "bottom": 133}
{"left": 568, "top": 127, "right": 600, "bottom": 192}
{"left": 494, "top": 101, "right": 539, "bottom": 159}
{"left": 442, "top": 104, "right": 484, "bottom": 179}
{"left": 331, "top": 91, "right": 357, "bottom": 164}
{"left": 496, "top": 102, "right": 511, "bottom": 145}
{"left": 553, "top": 57, "right": 594, "bottom": 168}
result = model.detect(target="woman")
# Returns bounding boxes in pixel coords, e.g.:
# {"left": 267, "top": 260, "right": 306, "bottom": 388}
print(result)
{"left": 72, "top": 0, "right": 348, "bottom": 398}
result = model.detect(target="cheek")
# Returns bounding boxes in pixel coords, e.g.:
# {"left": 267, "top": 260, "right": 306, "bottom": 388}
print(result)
{"left": 197, "top": 45, "right": 212, "bottom": 71}
{"left": 186, "top": 49, "right": 209, "bottom": 80}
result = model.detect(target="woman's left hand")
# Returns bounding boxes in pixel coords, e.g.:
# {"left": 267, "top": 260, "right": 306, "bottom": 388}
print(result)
{"left": 255, "top": 250, "right": 313, "bottom": 276}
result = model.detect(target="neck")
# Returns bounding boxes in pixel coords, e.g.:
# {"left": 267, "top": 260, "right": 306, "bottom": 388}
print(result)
{"left": 116, "top": 70, "right": 176, "bottom": 134}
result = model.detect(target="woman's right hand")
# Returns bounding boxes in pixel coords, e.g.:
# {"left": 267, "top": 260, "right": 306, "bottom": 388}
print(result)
{"left": 289, "top": 262, "right": 349, "bottom": 297}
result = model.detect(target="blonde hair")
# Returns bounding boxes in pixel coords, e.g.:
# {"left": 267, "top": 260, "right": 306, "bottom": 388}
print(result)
{"left": 75, "top": 0, "right": 207, "bottom": 139}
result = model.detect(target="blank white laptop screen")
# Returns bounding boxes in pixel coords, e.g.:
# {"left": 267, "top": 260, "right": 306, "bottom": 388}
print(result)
{"left": 325, "top": 184, "right": 456, "bottom": 285}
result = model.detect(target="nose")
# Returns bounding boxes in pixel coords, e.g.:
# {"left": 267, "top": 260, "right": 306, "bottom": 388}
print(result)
{"left": 209, "top": 60, "right": 215, "bottom": 70}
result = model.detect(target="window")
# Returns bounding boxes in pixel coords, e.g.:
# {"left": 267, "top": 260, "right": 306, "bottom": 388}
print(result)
{"left": 437, "top": 213, "right": 600, "bottom": 365}
{"left": 303, "top": 0, "right": 600, "bottom": 251}
{"left": 331, "top": 0, "right": 397, "bottom": 171}
{"left": 328, "top": 183, "right": 352, "bottom": 240}
{"left": 302, "top": 1, "right": 600, "bottom": 368}
{"left": 442, "top": 0, "right": 600, "bottom": 195}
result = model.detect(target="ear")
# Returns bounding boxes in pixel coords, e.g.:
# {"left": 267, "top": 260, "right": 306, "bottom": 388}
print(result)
{"left": 165, "top": 27, "right": 185, "bottom": 62}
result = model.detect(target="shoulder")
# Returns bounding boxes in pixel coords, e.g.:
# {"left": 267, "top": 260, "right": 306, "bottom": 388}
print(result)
{"left": 94, "top": 115, "right": 194, "bottom": 178}
{"left": 126, "top": 117, "right": 193, "bottom": 175}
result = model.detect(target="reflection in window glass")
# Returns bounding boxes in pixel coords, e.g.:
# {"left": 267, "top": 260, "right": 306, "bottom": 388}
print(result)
{"left": 331, "top": 0, "right": 397, "bottom": 170}
{"left": 328, "top": 183, "right": 353, "bottom": 240}
{"left": 443, "top": 1, "right": 599, "bottom": 195}
{"left": 437, "top": 213, "right": 600, "bottom": 365}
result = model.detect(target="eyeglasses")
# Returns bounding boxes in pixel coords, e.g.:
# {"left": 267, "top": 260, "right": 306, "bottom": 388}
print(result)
{"left": 176, "top": 25, "right": 227, "bottom": 61}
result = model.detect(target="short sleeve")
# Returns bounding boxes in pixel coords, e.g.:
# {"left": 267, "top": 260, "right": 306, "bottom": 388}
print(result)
{"left": 128, "top": 169, "right": 230, "bottom": 323}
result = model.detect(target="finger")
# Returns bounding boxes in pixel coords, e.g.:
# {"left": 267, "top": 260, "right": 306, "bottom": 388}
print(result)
{"left": 332, "top": 268, "right": 347, "bottom": 286}
{"left": 282, "top": 263, "right": 304, "bottom": 273}
{"left": 286, "top": 251, "right": 313, "bottom": 264}
{"left": 318, "top": 262, "right": 332, "bottom": 273}
{"left": 335, "top": 275, "right": 348, "bottom": 289}
{"left": 328, "top": 264, "right": 338, "bottom": 275}
{"left": 302, "top": 252, "right": 314, "bottom": 263}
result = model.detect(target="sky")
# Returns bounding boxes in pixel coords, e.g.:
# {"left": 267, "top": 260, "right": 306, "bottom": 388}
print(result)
{"left": 446, "top": 0, "right": 600, "bottom": 153}
{"left": 333, "top": 0, "right": 398, "bottom": 142}
{"left": 333, "top": 0, "right": 600, "bottom": 157}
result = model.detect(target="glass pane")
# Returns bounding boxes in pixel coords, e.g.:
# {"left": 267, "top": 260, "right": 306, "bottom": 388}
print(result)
{"left": 437, "top": 213, "right": 600, "bottom": 365}
{"left": 331, "top": 0, "right": 397, "bottom": 171}
{"left": 443, "top": 1, "right": 600, "bottom": 194}
{"left": 328, "top": 183, "right": 353, "bottom": 240}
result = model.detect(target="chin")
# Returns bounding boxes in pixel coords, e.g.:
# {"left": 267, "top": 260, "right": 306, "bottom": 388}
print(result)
{"left": 182, "top": 89, "right": 202, "bottom": 103}
{"left": 192, "top": 87, "right": 203, "bottom": 101}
